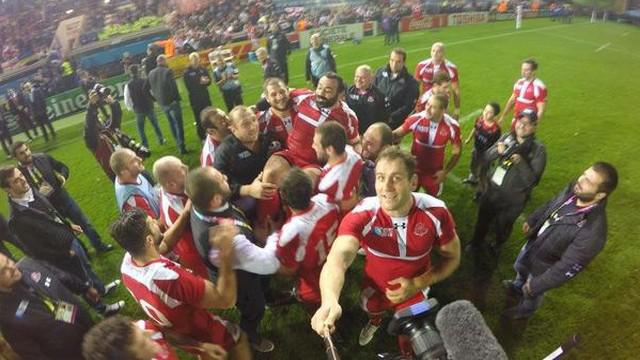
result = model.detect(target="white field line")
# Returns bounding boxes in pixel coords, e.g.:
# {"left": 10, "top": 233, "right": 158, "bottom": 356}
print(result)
{"left": 595, "top": 43, "right": 611, "bottom": 52}
{"left": 540, "top": 32, "right": 640, "bottom": 59}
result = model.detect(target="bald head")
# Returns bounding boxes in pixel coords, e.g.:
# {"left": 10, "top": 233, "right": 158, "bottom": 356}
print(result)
{"left": 431, "top": 42, "right": 445, "bottom": 63}
{"left": 362, "top": 122, "right": 393, "bottom": 161}
{"left": 153, "top": 156, "right": 187, "bottom": 193}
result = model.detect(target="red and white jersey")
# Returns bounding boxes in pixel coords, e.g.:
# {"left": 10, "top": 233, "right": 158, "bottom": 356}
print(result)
{"left": 275, "top": 193, "right": 340, "bottom": 303}
{"left": 159, "top": 189, "right": 209, "bottom": 278}
{"left": 257, "top": 108, "right": 294, "bottom": 151}
{"left": 287, "top": 89, "right": 360, "bottom": 165}
{"left": 133, "top": 320, "right": 179, "bottom": 360}
{"left": 415, "top": 89, "right": 450, "bottom": 113}
{"left": 415, "top": 58, "right": 459, "bottom": 92}
{"left": 512, "top": 77, "right": 547, "bottom": 116}
{"left": 121, "top": 254, "right": 235, "bottom": 344}
{"left": 200, "top": 136, "right": 220, "bottom": 167}
{"left": 401, "top": 111, "right": 461, "bottom": 175}
{"left": 338, "top": 193, "right": 456, "bottom": 293}
{"left": 317, "top": 146, "right": 364, "bottom": 204}
{"left": 123, "top": 195, "right": 156, "bottom": 218}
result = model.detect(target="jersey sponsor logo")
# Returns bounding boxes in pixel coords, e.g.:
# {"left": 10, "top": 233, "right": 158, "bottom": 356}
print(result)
{"left": 373, "top": 226, "right": 394, "bottom": 237}
{"left": 238, "top": 151, "right": 252, "bottom": 159}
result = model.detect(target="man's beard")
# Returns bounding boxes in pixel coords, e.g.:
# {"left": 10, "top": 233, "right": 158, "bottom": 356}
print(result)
{"left": 316, "top": 94, "right": 338, "bottom": 108}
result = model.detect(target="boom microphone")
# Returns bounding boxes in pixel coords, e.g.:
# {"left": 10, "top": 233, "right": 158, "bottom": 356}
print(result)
{"left": 435, "top": 300, "right": 508, "bottom": 360}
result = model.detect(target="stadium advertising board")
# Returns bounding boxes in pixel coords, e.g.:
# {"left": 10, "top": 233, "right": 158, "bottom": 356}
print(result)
{"left": 298, "top": 22, "right": 377, "bottom": 48}
{"left": 447, "top": 12, "right": 489, "bottom": 26}
{"left": 45, "top": 74, "right": 128, "bottom": 120}
{"left": 489, "top": 9, "right": 551, "bottom": 21}
{"left": 400, "top": 15, "right": 449, "bottom": 32}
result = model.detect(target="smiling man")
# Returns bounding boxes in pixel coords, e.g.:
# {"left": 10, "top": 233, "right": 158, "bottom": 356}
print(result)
{"left": 502, "top": 162, "right": 617, "bottom": 319}
{"left": 310, "top": 147, "right": 460, "bottom": 355}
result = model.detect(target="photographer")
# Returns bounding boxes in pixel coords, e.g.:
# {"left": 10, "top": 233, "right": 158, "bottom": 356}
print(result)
{"left": 84, "top": 87, "right": 122, "bottom": 182}
{"left": 467, "top": 109, "right": 547, "bottom": 255}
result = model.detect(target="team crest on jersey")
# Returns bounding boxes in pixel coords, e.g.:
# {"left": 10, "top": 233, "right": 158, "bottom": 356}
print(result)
{"left": 30, "top": 272, "right": 41, "bottom": 283}
{"left": 373, "top": 226, "right": 394, "bottom": 237}
{"left": 414, "top": 223, "right": 429, "bottom": 236}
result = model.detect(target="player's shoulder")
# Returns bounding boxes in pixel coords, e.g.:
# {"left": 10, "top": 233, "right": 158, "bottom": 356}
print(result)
{"left": 417, "top": 58, "right": 433, "bottom": 67}
{"left": 412, "top": 192, "right": 448, "bottom": 211}
{"left": 444, "top": 59, "right": 458, "bottom": 69}
{"left": 339, "top": 100, "right": 358, "bottom": 118}
{"left": 350, "top": 196, "right": 380, "bottom": 215}
{"left": 442, "top": 113, "right": 460, "bottom": 129}
{"left": 532, "top": 78, "right": 547, "bottom": 88}
{"left": 291, "top": 88, "right": 313, "bottom": 104}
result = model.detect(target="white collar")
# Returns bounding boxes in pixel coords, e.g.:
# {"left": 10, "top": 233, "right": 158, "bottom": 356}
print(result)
{"left": 11, "top": 188, "right": 34, "bottom": 208}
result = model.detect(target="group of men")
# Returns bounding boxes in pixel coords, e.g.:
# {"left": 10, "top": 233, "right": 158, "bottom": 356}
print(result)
{"left": 0, "top": 37, "right": 619, "bottom": 360}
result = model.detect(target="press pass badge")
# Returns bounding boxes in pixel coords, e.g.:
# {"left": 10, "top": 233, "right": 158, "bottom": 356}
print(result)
{"left": 491, "top": 166, "right": 508, "bottom": 186}
{"left": 54, "top": 301, "right": 78, "bottom": 324}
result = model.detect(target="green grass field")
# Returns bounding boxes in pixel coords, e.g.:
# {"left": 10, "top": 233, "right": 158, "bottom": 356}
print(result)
{"left": 2, "top": 17, "right": 639, "bottom": 359}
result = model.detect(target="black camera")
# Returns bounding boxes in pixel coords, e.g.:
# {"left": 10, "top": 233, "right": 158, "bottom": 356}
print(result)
{"left": 92, "top": 83, "right": 112, "bottom": 98}
{"left": 382, "top": 298, "right": 447, "bottom": 360}
{"left": 114, "top": 129, "right": 151, "bottom": 159}
{"left": 500, "top": 134, "right": 520, "bottom": 160}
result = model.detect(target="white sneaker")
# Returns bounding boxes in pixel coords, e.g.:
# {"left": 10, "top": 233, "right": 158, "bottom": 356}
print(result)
{"left": 102, "top": 279, "right": 121, "bottom": 296}
{"left": 358, "top": 320, "right": 380, "bottom": 346}
{"left": 250, "top": 338, "right": 275, "bottom": 353}
{"left": 103, "top": 300, "right": 125, "bottom": 316}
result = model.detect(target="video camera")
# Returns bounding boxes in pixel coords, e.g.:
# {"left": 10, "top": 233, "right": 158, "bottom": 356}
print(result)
{"left": 113, "top": 128, "right": 151, "bottom": 159}
{"left": 381, "top": 298, "right": 447, "bottom": 360}
{"left": 92, "top": 83, "right": 112, "bottom": 99}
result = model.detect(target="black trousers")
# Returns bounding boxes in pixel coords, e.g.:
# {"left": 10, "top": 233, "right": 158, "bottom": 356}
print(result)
{"left": 235, "top": 270, "right": 266, "bottom": 344}
{"left": 190, "top": 99, "right": 211, "bottom": 140}
{"left": 471, "top": 188, "right": 527, "bottom": 249}
{"left": 221, "top": 88, "right": 243, "bottom": 113}
{"left": 33, "top": 112, "right": 56, "bottom": 141}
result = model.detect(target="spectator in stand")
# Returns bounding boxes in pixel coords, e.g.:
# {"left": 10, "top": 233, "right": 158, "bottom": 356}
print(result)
{"left": 497, "top": 58, "right": 547, "bottom": 129}
{"left": 200, "top": 107, "right": 231, "bottom": 168}
{"left": 463, "top": 102, "right": 502, "bottom": 197}
{"left": 24, "top": 81, "right": 56, "bottom": 142}
{"left": 255, "top": 47, "right": 284, "bottom": 81}
{"left": 392, "top": 94, "right": 462, "bottom": 197}
{"left": 5, "top": 89, "right": 37, "bottom": 141}
{"left": 110, "top": 148, "right": 160, "bottom": 219}
{"left": 305, "top": 33, "right": 337, "bottom": 88}
{"left": 213, "top": 56, "right": 244, "bottom": 112}
{"left": 12, "top": 141, "right": 114, "bottom": 253}
{"left": 415, "top": 42, "right": 461, "bottom": 119}
{"left": 346, "top": 65, "right": 389, "bottom": 134}
{"left": 183, "top": 52, "right": 212, "bottom": 141}
{"left": 374, "top": 48, "right": 419, "bottom": 129}
{"left": 267, "top": 23, "right": 291, "bottom": 83}
{"left": 124, "top": 64, "right": 166, "bottom": 150}
{"left": 148, "top": 55, "right": 188, "bottom": 154}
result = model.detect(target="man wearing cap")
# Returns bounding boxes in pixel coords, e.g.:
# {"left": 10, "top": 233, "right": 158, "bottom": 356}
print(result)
{"left": 466, "top": 109, "right": 546, "bottom": 255}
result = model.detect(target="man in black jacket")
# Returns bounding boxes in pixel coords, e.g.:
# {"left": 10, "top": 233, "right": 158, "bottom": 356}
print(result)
{"left": 12, "top": 141, "right": 113, "bottom": 253}
{"left": 267, "top": 23, "right": 291, "bottom": 83}
{"left": 467, "top": 109, "right": 546, "bottom": 255}
{"left": 124, "top": 64, "right": 165, "bottom": 149}
{"left": 346, "top": 65, "right": 388, "bottom": 134}
{"left": 0, "top": 254, "right": 96, "bottom": 360}
{"left": 84, "top": 90, "right": 122, "bottom": 181}
{"left": 373, "top": 48, "right": 419, "bottom": 129}
{"left": 256, "top": 47, "right": 284, "bottom": 81}
{"left": 183, "top": 52, "right": 212, "bottom": 141}
{"left": 148, "top": 55, "right": 187, "bottom": 154}
{"left": 24, "top": 81, "right": 56, "bottom": 141}
{"left": 0, "top": 166, "right": 122, "bottom": 314}
{"left": 502, "top": 162, "right": 617, "bottom": 319}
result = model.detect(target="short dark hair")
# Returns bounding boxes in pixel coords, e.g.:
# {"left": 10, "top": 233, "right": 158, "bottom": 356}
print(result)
{"left": 10, "top": 141, "right": 27, "bottom": 157}
{"left": 200, "top": 107, "right": 226, "bottom": 130}
{"left": 82, "top": 315, "right": 135, "bottom": 360}
{"left": 317, "top": 121, "right": 347, "bottom": 155}
{"left": 263, "top": 77, "right": 287, "bottom": 94}
{"left": 109, "top": 209, "right": 149, "bottom": 257}
{"left": 523, "top": 58, "right": 538, "bottom": 71}
{"left": 280, "top": 168, "right": 313, "bottom": 210}
{"left": 0, "top": 166, "right": 17, "bottom": 189}
{"left": 319, "top": 72, "right": 345, "bottom": 94}
{"left": 128, "top": 64, "right": 139, "bottom": 77}
{"left": 488, "top": 102, "right": 501, "bottom": 116}
{"left": 391, "top": 48, "right": 407, "bottom": 62}
{"left": 376, "top": 146, "right": 416, "bottom": 178}
{"left": 592, "top": 162, "right": 618, "bottom": 195}
{"left": 432, "top": 71, "right": 451, "bottom": 85}
{"left": 185, "top": 167, "right": 223, "bottom": 211}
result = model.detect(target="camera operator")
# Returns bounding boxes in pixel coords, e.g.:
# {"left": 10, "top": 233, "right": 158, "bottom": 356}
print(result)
{"left": 467, "top": 109, "right": 546, "bottom": 255}
{"left": 311, "top": 147, "right": 461, "bottom": 357}
{"left": 84, "top": 87, "right": 122, "bottom": 182}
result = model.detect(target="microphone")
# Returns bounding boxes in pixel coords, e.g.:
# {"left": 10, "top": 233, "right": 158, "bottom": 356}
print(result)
{"left": 435, "top": 300, "right": 508, "bottom": 360}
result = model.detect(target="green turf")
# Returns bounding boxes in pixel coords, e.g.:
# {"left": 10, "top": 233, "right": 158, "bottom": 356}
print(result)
{"left": 2, "top": 17, "right": 639, "bottom": 359}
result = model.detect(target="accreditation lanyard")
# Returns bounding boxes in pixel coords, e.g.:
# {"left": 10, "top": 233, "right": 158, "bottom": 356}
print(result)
{"left": 537, "top": 196, "right": 597, "bottom": 236}
{"left": 28, "top": 285, "right": 78, "bottom": 324}
{"left": 27, "top": 165, "right": 45, "bottom": 188}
